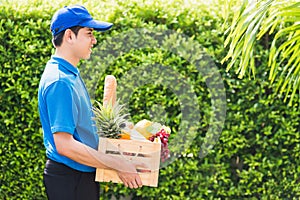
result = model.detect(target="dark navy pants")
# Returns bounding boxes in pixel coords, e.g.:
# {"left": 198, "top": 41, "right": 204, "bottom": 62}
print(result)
{"left": 43, "top": 159, "right": 100, "bottom": 200}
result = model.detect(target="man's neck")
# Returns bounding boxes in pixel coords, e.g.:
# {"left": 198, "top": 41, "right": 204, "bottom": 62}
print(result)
{"left": 54, "top": 47, "right": 79, "bottom": 67}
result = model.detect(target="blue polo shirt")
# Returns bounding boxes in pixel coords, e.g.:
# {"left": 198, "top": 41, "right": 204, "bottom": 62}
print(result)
{"left": 38, "top": 56, "right": 99, "bottom": 172}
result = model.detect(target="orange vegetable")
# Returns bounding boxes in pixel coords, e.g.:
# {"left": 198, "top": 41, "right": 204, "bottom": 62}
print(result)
{"left": 103, "top": 75, "right": 117, "bottom": 107}
{"left": 120, "top": 128, "right": 131, "bottom": 140}
{"left": 119, "top": 133, "right": 131, "bottom": 140}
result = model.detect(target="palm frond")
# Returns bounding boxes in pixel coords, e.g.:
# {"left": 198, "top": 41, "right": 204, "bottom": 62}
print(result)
{"left": 222, "top": 0, "right": 300, "bottom": 105}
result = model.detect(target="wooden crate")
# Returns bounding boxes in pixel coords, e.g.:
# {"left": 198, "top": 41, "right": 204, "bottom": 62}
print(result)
{"left": 95, "top": 137, "right": 161, "bottom": 187}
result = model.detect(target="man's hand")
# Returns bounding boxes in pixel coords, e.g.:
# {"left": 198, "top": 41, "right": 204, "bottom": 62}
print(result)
{"left": 117, "top": 160, "right": 148, "bottom": 188}
{"left": 117, "top": 170, "right": 142, "bottom": 189}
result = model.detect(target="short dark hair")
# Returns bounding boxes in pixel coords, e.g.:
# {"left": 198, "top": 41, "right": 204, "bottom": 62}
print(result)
{"left": 52, "top": 26, "right": 84, "bottom": 47}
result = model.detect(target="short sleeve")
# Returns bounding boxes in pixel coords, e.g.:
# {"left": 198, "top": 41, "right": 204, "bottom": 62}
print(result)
{"left": 44, "top": 81, "right": 78, "bottom": 134}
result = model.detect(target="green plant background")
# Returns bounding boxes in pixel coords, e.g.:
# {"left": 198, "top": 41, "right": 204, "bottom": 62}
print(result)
{"left": 0, "top": 0, "right": 299, "bottom": 199}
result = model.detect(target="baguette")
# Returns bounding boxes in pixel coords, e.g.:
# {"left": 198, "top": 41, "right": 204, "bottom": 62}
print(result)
{"left": 103, "top": 75, "right": 117, "bottom": 107}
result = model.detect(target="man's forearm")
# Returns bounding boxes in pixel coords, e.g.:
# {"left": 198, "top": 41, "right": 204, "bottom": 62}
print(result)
{"left": 53, "top": 132, "right": 135, "bottom": 173}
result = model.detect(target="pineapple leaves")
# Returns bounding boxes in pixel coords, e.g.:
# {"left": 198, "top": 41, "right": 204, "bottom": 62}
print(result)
{"left": 93, "top": 99, "right": 129, "bottom": 139}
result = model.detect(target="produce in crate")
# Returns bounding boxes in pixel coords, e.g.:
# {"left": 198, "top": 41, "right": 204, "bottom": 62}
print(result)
{"left": 133, "top": 119, "right": 171, "bottom": 162}
{"left": 134, "top": 119, "right": 153, "bottom": 139}
{"left": 103, "top": 75, "right": 117, "bottom": 107}
{"left": 93, "top": 100, "right": 129, "bottom": 139}
{"left": 148, "top": 126, "right": 171, "bottom": 162}
{"left": 121, "top": 122, "right": 147, "bottom": 141}
{"left": 93, "top": 75, "right": 129, "bottom": 139}
{"left": 93, "top": 75, "right": 171, "bottom": 161}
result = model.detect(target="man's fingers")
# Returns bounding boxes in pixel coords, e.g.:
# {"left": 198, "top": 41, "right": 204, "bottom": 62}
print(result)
{"left": 117, "top": 172, "right": 143, "bottom": 188}
{"left": 133, "top": 177, "right": 142, "bottom": 188}
{"left": 129, "top": 176, "right": 142, "bottom": 188}
{"left": 135, "top": 175, "right": 143, "bottom": 187}
{"left": 127, "top": 181, "right": 134, "bottom": 189}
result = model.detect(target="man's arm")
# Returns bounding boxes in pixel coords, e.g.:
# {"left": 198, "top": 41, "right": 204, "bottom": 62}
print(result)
{"left": 54, "top": 131, "right": 144, "bottom": 188}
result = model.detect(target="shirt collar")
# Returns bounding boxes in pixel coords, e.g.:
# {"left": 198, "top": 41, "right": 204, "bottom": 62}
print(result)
{"left": 50, "top": 55, "right": 80, "bottom": 76}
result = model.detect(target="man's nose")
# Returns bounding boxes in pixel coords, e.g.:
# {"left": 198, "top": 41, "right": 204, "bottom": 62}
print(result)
{"left": 92, "top": 35, "right": 97, "bottom": 44}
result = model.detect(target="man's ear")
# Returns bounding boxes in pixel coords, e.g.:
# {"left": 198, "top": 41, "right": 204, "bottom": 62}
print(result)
{"left": 51, "top": 38, "right": 56, "bottom": 47}
{"left": 64, "top": 29, "right": 74, "bottom": 44}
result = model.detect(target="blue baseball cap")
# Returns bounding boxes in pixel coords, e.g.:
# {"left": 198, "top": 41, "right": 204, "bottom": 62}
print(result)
{"left": 50, "top": 5, "right": 113, "bottom": 36}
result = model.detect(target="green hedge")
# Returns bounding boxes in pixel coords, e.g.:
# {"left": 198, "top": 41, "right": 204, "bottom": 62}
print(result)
{"left": 0, "top": 0, "right": 299, "bottom": 199}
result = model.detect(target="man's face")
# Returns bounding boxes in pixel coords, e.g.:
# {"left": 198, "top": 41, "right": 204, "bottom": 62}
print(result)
{"left": 72, "top": 27, "right": 97, "bottom": 60}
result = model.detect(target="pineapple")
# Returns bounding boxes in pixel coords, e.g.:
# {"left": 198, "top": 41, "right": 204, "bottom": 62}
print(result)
{"left": 93, "top": 100, "right": 129, "bottom": 139}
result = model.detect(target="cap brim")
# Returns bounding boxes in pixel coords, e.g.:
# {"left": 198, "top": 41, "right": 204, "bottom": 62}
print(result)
{"left": 82, "top": 20, "right": 113, "bottom": 31}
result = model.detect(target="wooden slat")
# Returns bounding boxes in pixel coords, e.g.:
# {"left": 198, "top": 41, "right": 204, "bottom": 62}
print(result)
{"left": 95, "top": 138, "right": 161, "bottom": 187}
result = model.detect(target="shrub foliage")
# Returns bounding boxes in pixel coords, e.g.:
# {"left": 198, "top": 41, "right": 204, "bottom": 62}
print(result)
{"left": 0, "top": 0, "right": 299, "bottom": 199}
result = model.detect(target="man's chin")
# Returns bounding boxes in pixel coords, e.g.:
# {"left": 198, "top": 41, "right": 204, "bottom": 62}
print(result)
{"left": 83, "top": 54, "right": 91, "bottom": 60}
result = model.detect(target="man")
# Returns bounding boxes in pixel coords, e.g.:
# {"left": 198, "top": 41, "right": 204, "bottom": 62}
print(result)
{"left": 38, "top": 5, "right": 144, "bottom": 200}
